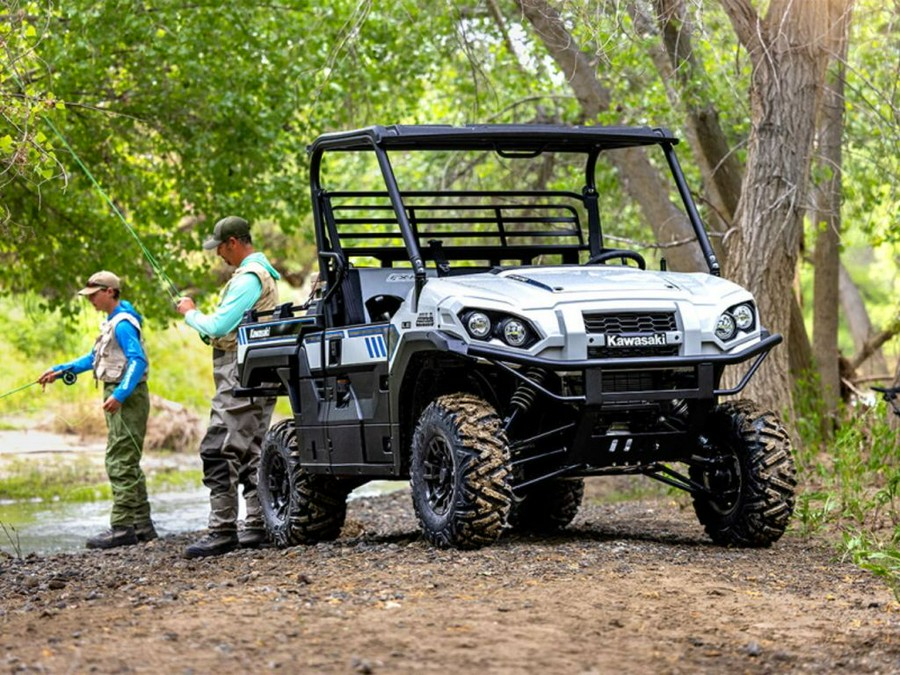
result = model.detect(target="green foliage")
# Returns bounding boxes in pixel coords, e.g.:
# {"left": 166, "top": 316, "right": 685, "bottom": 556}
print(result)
{"left": 793, "top": 377, "right": 900, "bottom": 599}
{"left": 0, "top": 292, "right": 213, "bottom": 417}
{"left": 0, "top": 455, "right": 202, "bottom": 502}
{"left": 0, "top": 455, "right": 106, "bottom": 501}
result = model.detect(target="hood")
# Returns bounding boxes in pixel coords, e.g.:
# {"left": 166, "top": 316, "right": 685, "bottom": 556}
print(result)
{"left": 243, "top": 252, "right": 282, "bottom": 281}
{"left": 424, "top": 266, "right": 744, "bottom": 308}
{"left": 110, "top": 300, "right": 143, "bottom": 325}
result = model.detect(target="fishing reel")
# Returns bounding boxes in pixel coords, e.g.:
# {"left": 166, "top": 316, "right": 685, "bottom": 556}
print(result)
{"left": 60, "top": 370, "right": 78, "bottom": 385}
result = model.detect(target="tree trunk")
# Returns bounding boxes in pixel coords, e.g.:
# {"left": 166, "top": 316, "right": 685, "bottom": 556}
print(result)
{"left": 637, "top": 0, "right": 815, "bottom": 378}
{"left": 719, "top": 0, "right": 847, "bottom": 415}
{"left": 839, "top": 261, "right": 889, "bottom": 378}
{"left": 648, "top": 0, "right": 744, "bottom": 231}
{"left": 812, "top": 4, "right": 851, "bottom": 414}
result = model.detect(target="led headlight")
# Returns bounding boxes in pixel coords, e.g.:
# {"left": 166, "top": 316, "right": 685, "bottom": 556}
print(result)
{"left": 500, "top": 318, "right": 530, "bottom": 347}
{"left": 465, "top": 311, "right": 492, "bottom": 339}
{"left": 732, "top": 303, "right": 755, "bottom": 331}
{"left": 715, "top": 313, "right": 737, "bottom": 341}
{"left": 459, "top": 309, "right": 538, "bottom": 348}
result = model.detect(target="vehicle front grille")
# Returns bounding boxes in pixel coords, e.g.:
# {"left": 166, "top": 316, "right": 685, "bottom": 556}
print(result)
{"left": 583, "top": 311, "right": 677, "bottom": 334}
{"left": 599, "top": 369, "right": 697, "bottom": 393}
{"left": 589, "top": 345, "right": 680, "bottom": 359}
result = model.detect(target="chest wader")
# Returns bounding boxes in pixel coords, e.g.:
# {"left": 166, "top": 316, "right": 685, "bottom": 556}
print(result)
{"left": 200, "top": 265, "right": 278, "bottom": 533}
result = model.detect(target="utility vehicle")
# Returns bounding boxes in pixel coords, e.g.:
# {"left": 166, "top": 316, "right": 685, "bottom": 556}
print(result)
{"left": 236, "top": 124, "right": 796, "bottom": 549}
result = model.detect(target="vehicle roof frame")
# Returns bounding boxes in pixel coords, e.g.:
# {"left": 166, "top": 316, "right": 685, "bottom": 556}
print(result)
{"left": 307, "top": 124, "right": 721, "bottom": 299}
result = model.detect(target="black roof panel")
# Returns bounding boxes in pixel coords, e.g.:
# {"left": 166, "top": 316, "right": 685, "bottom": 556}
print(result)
{"left": 308, "top": 124, "right": 678, "bottom": 155}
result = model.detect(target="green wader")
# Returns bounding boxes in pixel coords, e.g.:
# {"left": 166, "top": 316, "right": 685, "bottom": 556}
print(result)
{"left": 103, "top": 381, "right": 152, "bottom": 527}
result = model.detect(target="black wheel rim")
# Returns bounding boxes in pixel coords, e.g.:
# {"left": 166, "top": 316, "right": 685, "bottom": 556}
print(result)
{"left": 705, "top": 453, "right": 742, "bottom": 516}
{"left": 422, "top": 433, "right": 454, "bottom": 516}
{"left": 267, "top": 452, "right": 291, "bottom": 525}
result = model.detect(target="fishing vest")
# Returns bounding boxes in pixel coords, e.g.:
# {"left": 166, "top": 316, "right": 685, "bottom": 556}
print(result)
{"left": 93, "top": 313, "right": 149, "bottom": 384}
{"left": 210, "top": 260, "right": 279, "bottom": 352}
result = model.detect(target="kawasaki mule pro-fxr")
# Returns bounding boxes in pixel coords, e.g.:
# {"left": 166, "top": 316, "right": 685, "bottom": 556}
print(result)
{"left": 235, "top": 124, "right": 796, "bottom": 550}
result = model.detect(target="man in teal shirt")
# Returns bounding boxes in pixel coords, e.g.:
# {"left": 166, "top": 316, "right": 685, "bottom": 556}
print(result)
{"left": 177, "top": 216, "right": 280, "bottom": 558}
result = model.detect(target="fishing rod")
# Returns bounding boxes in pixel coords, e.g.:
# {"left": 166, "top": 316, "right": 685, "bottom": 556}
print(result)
{"left": 41, "top": 116, "right": 211, "bottom": 342}
{"left": 0, "top": 370, "right": 78, "bottom": 400}
{"left": 7, "top": 63, "right": 181, "bottom": 300}
{"left": 42, "top": 116, "right": 183, "bottom": 304}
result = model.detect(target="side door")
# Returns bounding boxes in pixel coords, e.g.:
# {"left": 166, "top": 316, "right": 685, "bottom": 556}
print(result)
{"left": 321, "top": 321, "right": 394, "bottom": 472}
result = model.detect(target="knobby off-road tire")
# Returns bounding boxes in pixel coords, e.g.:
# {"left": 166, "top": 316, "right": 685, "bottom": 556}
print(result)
{"left": 258, "top": 419, "right": 348, "bottom": 547}
{"left": 410, "top": 393, "right": 514, "bottom": 549}
{"left": 689, "top": 400, "right": 796, "bottom": 547}
{"left": 509, "top": 478, "right": 584, "bottom": 534}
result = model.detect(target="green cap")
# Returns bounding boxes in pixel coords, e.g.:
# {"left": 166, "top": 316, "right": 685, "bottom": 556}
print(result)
{"left": 203, "top": 216, "right": 250, "bottom": 250}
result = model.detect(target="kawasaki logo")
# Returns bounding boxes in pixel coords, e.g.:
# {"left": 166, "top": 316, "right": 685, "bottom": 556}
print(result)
{"left": 607, "top": 333, "right": 668, "bottom": 347}
{"left": 249, "top": 327, "right": 272, "bottom": 339}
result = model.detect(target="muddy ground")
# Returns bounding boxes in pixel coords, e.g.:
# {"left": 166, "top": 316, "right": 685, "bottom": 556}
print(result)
{"left": 0, "top": 482, "right": 897, "bottom": 674}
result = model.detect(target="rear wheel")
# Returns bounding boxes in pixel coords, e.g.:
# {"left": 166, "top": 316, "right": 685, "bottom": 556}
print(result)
{"left": 690, "top": 400, "right": 796, "bottom": 547}
{"left": 258, "top": 420, "right": 348, "bottom": 547}
{"left": 410, "top": 393, "right": 513, "bottom": 549}
{"left": 509, "top": 478, "right": 584, "bottom": 533}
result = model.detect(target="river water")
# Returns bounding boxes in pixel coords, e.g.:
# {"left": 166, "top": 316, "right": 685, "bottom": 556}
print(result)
{"left": 0, "top": 428, "right": 411, "bottom": 556}
{"left": 0, "top": 482, "right": 407, "bottom": 557}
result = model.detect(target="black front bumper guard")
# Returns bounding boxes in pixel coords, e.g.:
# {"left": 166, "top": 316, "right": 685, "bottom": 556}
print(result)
{"left": 427, "top": 330, "right": 782, "bottom": 402}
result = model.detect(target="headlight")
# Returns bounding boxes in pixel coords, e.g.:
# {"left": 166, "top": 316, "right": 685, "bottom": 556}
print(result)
{"left": 732, "top": 303, "right": 755, "bottom": 330}
{"left": 715, "top": 313, "right": 737, "bottom": 341}
{"left": 459, "top": 309, "right": 538, "bottom": 348}
{"left": 500, "top": 318, "right": 530, "bottom": 347}
{"left": 465, "top": 311, "right": 492, "bottom": 339}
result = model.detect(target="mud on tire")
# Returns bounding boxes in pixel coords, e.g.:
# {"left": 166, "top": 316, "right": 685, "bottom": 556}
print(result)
{"left": 258, "top": 419, "right": 349, "bottom": 547}
{"left": 509, "top": 478, "right": 584, "bottom": 534}
{"left": 689, "top": 400, "right": 796, "bottom": 547}
{"left": 410, "top": 393, "right": 513, "bottom": 549}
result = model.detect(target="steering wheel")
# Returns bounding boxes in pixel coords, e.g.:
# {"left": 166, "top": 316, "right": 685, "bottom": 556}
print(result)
{"left": 585, "top": 249, "right": 647, "bottom": 270}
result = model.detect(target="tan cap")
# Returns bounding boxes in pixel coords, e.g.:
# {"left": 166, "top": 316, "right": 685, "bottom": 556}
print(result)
{"left": 78, "top": 270, "right": 120, "bottom": 295}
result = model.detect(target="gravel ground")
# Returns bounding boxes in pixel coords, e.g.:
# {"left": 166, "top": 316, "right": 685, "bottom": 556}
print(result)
{"left": 0, "top": 483, "right": 898, "bottom": 674}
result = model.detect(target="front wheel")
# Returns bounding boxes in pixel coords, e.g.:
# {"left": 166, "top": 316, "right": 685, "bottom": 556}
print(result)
{"left": 689, "top": 400, "right": 796, "bottom": 547}
{"left": 410, "top": 393, "right": 513, "bottom": 549}
{"left": 258, "top": 420, "right": 349, "bottom": 547}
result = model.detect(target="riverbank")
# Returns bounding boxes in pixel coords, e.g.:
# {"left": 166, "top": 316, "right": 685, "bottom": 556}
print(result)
{"left": 1, "top": 488, "right": 897, "bottom": 674}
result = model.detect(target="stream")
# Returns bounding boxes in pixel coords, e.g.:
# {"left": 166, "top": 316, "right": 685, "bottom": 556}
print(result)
{"left": 0, "top": 481, "right": 407, "bottom": 556}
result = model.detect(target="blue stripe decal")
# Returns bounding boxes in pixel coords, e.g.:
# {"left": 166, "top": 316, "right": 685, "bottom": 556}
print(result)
{"left": 364, "top": 335, "right": 387, "bottom": 358}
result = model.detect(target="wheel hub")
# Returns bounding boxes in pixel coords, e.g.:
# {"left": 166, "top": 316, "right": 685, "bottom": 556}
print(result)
{"left": 422, "top": 435, "right": 454, "bottom": 516}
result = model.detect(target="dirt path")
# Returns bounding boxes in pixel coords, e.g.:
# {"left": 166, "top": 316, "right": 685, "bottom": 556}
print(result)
{"left": 0, "top": 486, "right": 897, "bottom": 674}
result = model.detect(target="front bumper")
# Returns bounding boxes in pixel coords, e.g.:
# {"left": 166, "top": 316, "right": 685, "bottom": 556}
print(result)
{"left": 427, "top": 330, "right": 782, "bottom": 402}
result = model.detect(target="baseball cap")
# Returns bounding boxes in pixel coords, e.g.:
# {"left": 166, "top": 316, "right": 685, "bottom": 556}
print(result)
{"left": 78, "top": 270, "right": 120, "bottom": 295}
{"left": 202, "top": 216, "right": 251, "bottom": 250}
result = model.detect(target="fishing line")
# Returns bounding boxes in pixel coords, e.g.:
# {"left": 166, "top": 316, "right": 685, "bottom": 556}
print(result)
{"left": 8, "top": 61, "right": 183, "bottom": 303}
{"left": 41, "top": 116, "right": 182, "bottom": 303}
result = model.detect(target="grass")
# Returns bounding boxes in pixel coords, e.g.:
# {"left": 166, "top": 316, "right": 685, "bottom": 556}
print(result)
{"left": 792, "top": 374, "right": 900, "bottom": 600}
{"left": 0, "top": 455, "right": 203, "bottom": 502}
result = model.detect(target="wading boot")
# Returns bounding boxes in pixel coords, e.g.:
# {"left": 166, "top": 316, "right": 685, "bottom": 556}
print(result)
{"left": 183, "top": 531, "right": 239, "bottom": 559}
{"left": 135, "top": 521, "right": 159, "bottom": 542}
{"left": 238, "top": 528, "right": 269, "bottom": 549}
{"left": 86, "top": 526, "right": 138, "bottom": 550}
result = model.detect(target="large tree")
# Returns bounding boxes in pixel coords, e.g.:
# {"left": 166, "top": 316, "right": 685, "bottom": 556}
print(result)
{"left": 0, "top": 0, "right": 462, "bottom": 319}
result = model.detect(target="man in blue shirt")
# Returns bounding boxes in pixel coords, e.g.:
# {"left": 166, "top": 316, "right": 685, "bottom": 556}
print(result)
{"left": 177, "top": 216, "right": 280, "bottom": 558}
{"left": 39, "top": 270, "right": 156, "bottom": 549}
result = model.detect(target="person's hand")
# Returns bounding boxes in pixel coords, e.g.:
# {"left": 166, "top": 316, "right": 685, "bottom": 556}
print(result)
{"left": 176, "top": 297, "right": 196, "bottom": 315}
{"left": 102, "top": 395, "right": 122, "bottom": 414}
{"left": 37, "top": 369, "right": 59, "bottom": 391}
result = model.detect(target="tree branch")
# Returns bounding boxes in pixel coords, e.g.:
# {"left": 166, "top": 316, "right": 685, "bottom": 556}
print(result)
{"left": 849, "top": 310, "right": 900, "bottom": 371}
{"left": 718, "top": 0, "right": 763, "bottom": 56}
